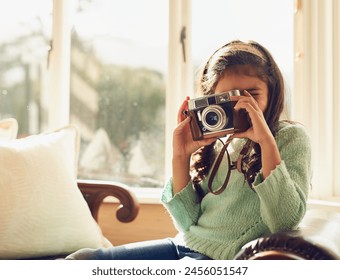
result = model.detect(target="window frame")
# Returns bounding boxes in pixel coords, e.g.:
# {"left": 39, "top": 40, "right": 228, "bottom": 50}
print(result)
{"left": 47, "top": 0, "right": 72, "bottom": 129}
{"left": 165, "top": 0, "right": 193, "bottom": 180}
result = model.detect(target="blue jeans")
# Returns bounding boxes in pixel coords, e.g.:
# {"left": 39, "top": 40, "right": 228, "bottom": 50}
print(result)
{"left": 65, "top": 238, "right": 211, "bottom": 260}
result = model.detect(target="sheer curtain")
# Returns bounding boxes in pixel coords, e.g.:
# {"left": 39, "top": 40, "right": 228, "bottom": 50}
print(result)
{"left": 294, "top": 0, "right": 340, "bottom": 200}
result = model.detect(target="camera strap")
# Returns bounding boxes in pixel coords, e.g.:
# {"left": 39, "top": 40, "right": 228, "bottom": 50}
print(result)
{"left": 207, "top": 136, "right": 234, "bottom": 195}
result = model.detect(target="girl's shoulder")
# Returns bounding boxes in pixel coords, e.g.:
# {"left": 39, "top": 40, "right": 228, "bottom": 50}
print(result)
{"left": 276, "top": 120, "right": 310, "bottom": 142}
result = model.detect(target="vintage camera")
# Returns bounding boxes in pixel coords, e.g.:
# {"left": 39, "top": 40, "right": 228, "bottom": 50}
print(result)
{"left": 187, "top": 90, "right": 250, "bottom": 140}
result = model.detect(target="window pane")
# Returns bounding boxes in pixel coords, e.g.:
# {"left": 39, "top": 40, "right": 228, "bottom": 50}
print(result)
{"left": 71, "top": 0, "right": 168, "bottom": 188}
{"left": 0, "top": 0, "right": 52, "bottom": 135}
{"left": 192, "top": 0, "right": 294, "bottom": 115}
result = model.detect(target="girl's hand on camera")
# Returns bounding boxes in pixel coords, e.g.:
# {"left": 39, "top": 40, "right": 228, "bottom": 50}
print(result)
{"left": 172, "top": 97, "right": 216, "bottom": 194}
{"left": 173, "top": 97, "right": 216, "bottom": 159}
{"left": 231, "top": 90, "right": 273, "bottom": 145}
{"left": 231, "top": 90, "right": 281, "bottom": 179}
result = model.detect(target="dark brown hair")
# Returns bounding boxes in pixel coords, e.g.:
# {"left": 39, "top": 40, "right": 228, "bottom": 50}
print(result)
{"left": 191, "top": 40, "right": 285, "bottom": 197}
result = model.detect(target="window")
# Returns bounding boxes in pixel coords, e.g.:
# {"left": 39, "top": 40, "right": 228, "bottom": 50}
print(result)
{"left": 2, "top": 0, "right": 339, "bottom": 203}
{"left": 0, "top": 0, "right": 52, "bottom": 135}
{"left": 192, "top": 0, "right": 294, "bottom": 108}
{"left": 70, "top": 0, "right": 168, "bottom": 188}
{"left": 167, "top": 0, "right": 294, "bottom": 169}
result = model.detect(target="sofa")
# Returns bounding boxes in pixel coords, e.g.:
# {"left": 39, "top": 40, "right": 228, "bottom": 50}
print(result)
{"left": 78, "top": 179, "right": 139, "bottom": 223}
{"left": 2, "top": 118, "right": 340, "bottom": 260}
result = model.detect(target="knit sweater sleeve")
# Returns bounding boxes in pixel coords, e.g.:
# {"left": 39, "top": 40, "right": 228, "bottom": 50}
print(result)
{"left": 161, "top": 178, "right": 201, "bottom": 232}
{"left": 253, "top": 123, "right": 312, "bottom": 233}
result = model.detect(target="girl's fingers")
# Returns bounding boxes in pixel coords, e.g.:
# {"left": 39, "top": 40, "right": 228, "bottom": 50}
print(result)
{"left": 242, "top": 90, "right": 252, "bottom": 97}
{"left": 235, "top": 101, "right": 257, "bottom": 118}
{"left": 232, "top": 131, "right": 249, "bottom": 139}
{"left": 177, "top": 96, "right": 190, "bottom": 123}
{"left": 230, "top": 90, "right": 251, "bottom": 101}
{"left": 234, "top": 97, "right": 260, "bottom": 113}
{"left": 241, "top": 90, "right": 259, "bottom": 108}
{"left": 176, "top": 114, "right": 191, "bottom": 130}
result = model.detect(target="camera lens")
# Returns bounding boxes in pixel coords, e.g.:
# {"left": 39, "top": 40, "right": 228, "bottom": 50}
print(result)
{"left": 205, "top": 112, "right": 219, "bottom": 126}
{"left": 201, "top": 105, "right": 227, "bottom": 131}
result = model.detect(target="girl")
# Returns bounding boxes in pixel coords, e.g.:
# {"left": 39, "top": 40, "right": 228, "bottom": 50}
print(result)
{"left": 66, "top": 40, "right": 312, "bottom": 260}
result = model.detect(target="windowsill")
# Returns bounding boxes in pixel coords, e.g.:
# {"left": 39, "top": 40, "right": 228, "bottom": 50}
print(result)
{"left": 131, "top": 187, "right": 163, "bottom": 204}
{"left": 103, "top": 187, "right": 340, "bottom": 212}
{"left": 103, "top": 187, "right": 163, "bottom": 204}
{"left": 307, "top": 198, "right": 340, "bottom": 213}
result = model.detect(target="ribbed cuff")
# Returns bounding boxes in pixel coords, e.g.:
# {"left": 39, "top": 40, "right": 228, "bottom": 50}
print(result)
{"left": 254, "top": 161, "right": 306, "bottom": 231}
{"left": 161, "top": 178, "right": 200, "bottom": 231}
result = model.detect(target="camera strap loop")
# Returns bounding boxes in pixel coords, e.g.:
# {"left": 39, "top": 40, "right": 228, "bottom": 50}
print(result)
{"left": 236, "top": 140, "right": 253, "bottom": 172}
{"left": 207, "top": 136, "right": 234, "bottom": 195}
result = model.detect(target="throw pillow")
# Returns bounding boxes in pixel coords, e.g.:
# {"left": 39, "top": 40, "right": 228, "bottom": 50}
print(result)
{"left": 0, "top": 118, "right": 18, "bottom": 141}
{"left": 0, "top": 125, "right": 110, "bottom": 259}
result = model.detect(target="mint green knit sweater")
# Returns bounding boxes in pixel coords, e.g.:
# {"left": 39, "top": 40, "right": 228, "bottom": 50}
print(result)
{"left": 161, "top": 121, "right": 312, "bottom": 260}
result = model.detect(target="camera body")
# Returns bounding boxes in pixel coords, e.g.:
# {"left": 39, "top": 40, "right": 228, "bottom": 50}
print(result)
{"left": 187, "top": 90, "right": 250, "bottom": 140}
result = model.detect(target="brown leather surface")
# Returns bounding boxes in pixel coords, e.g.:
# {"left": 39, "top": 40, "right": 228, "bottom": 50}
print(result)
{"left": 235, "top": 209, "right": 340, "bottom": 260}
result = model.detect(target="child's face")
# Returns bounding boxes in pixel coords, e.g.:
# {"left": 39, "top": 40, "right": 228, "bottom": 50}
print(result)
{"left": 214, "top": 67, "right": 269, "bottom": 113}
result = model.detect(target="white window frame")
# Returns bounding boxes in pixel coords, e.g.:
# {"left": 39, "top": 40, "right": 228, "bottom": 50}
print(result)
{"left": 165, "top": 0, "right": 193, "bottom": 180}
{"left": 294, "top": 0, "right": 340, "bottom": 202}
{"left": 47, "top": 0, "right": 72, "bottom": 130}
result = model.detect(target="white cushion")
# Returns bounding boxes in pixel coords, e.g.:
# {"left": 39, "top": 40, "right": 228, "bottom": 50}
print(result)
{"left": 0, "top": 125, "right": 110, "bottom": 259}
{"left": 0, "top": 118, "right": 18, "bottom": 141}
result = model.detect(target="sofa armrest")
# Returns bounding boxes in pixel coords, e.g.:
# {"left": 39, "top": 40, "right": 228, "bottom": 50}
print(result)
{"left": 77, "top": 179, "right": 139, "bottom": 223}
{"left": 234, "top": 209, "right": 340, "bottom": 260}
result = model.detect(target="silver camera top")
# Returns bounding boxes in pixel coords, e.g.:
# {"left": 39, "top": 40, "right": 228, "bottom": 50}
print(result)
{"left": 188, "top": 90, "right": 241, "bottom": 110}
